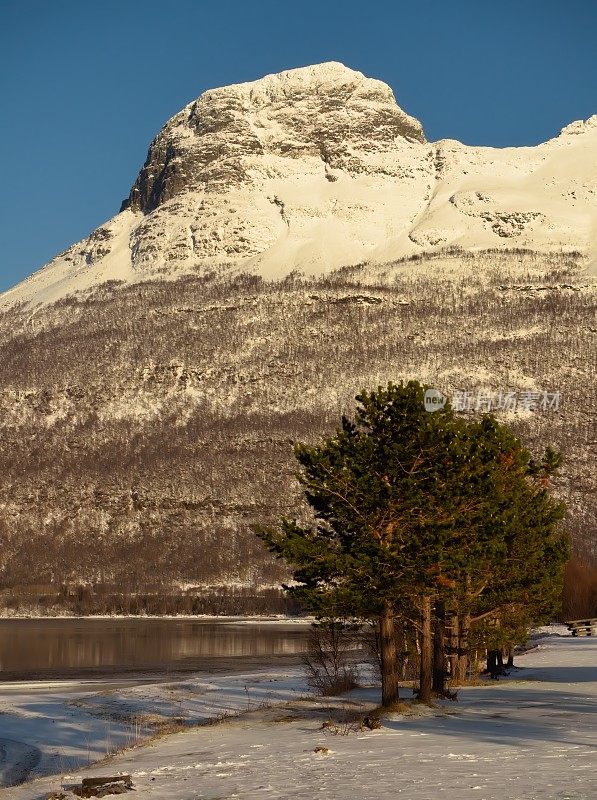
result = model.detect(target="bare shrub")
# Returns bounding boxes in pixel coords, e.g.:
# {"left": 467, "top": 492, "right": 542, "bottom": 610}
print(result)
{"left": 303, "top": 620, "right": 361, "bottom": 695}
{"left": 0, "top": 250, "right": 593, "bottom": 604}
{"left": 562, "top": 557, "right": 597, "bottom": 619}
{"left": 321, "top": 703, "right": 366, "bottom": 735}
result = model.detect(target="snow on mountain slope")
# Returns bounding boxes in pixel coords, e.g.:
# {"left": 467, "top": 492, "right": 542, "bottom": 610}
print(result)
{"left": 2, "top": 62, "right": 596, "bottom": 309}
{"left": 409, "top": 118, "right": 597, "bottom": 255}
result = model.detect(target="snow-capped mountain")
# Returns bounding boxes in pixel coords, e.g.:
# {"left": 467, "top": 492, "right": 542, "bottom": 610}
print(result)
{"left": 2, "top": 62, "right": 596, "bottom": 309}
{"left": 0, "top": 63, "right": 594, "bottom": 613}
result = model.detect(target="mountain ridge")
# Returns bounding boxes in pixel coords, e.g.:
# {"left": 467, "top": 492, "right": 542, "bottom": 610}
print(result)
{"left": 0, "top": 63, "right": 594, "bottom": 611}
{"left": 2, "top": 62, "right": 596, "bottom": 311}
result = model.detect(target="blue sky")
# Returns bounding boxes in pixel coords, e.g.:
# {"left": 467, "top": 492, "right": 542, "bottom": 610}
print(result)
{"left": 0, "top": 0, "right": 595, "bottom": 292}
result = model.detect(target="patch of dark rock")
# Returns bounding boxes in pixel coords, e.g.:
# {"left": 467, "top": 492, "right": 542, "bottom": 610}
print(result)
{"left": 70, "top": 774, "right": 134, "bottom": 797}
{"left": 331, "top": 295, "right": 383, "bottom": 305}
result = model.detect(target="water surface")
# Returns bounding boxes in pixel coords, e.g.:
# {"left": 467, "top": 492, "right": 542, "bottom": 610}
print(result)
{"left": 0, "top": 618, "right": 310, "bottom": 680}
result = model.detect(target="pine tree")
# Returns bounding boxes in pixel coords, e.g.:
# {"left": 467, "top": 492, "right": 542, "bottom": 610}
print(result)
{"left": 448, "top": 432, "right": 568, "bottom": 683}
{"left": 256, "top": 381, "right": 568, "bottom": 706}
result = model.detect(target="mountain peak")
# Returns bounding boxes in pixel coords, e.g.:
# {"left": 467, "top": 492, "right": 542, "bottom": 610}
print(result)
{"left": 210, "top": 61, "right": 394, "bottom": 104}
{"left": 121, "top": 61, "right": 426, "bottom": 214}
{"left": 1, "top": 65, "right": 595, "bottom": 310}
{"left": 221, "top": 61, "right": 369, "bottom": 90}
{"left": 560, "top": 114, "right": 597, "bottom": 137}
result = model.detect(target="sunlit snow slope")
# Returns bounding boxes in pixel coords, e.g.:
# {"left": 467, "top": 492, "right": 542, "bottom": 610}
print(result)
{"left": 2, "top": 62, "right": 596, "bottom": 309}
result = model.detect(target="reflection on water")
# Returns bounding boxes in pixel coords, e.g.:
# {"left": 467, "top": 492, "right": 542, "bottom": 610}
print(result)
{"left": 0, "top": 619, "right": 310, "bottom": 677}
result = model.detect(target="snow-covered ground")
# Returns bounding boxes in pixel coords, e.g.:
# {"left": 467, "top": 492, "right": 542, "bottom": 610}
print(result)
{"left": 3, "top": 628, "right": 596, "bottom": 799}
{"left": 0, "top": 668, "right": 311, "bottom": 789}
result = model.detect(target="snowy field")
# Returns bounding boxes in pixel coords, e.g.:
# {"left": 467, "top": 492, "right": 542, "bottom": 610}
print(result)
{"left": 3, "top": 628, "right": 597, "bottom": 799}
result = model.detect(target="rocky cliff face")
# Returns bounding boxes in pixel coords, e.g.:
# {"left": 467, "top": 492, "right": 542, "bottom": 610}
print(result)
{"left": 122, "top": 62, "right": 426, "bottom": 214}
{"left": 2, "top": 62, "right": 595, "bottom": 310}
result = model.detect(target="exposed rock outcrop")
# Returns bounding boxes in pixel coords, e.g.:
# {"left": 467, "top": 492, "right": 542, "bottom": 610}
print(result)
{"left": 2, "top": 62, "right": 595, "bottom": 310}
{"left": 122, "top": 62, "right": 426, "bottom": 214}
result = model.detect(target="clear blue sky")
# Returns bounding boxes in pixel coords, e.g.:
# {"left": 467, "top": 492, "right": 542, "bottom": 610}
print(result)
{"left": 1, "top": 0, "right": 595, "bottom": 292}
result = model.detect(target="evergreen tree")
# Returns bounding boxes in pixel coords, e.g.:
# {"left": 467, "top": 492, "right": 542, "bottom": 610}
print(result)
{"left": 450, "top": 435, "right": 568, "bottom": 684}
{"left": 256, "top": 381, "right": 568, "bottom": 706}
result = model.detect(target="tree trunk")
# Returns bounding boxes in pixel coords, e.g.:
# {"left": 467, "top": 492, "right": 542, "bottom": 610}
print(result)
{"left": 432, "top": 600, "right": 446, "bottom": 696}
{"left": 399, "top": 626, "right": 410, "bottom": 681}
{"left": 419, "top": 595, "right": 433, "bottom": 704}
{"left": 453, "top": 611, "right": 470, "bottom": 684}
{"left": 447, "top": 611, "right": 459, "bottom": 678}
{"left": 506, "top": 644, "right": 514, "bottom": 668}
{"left": 486, "top": 649, "right": 499, "bottom": 676}
{"left": 379, "top": 601, "right": 400, "bottom": 706}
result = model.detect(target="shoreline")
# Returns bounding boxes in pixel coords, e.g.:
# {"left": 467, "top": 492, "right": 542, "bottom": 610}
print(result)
{"left": 5, "top": 633, "right": 596, "bottom": 800}
{"left": 0, "top": 613, "right": 313, "bottom": 623}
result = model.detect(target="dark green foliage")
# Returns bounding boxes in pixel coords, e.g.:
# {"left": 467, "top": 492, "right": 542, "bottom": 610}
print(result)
{"left": 257, "top": 380, "right": 569, "bottom": 702}
{"left": 258, "top": 382, "right": 567, "bottom": 617}
{"left": 258, "top": 380, "right": 467, "bottom": 618}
